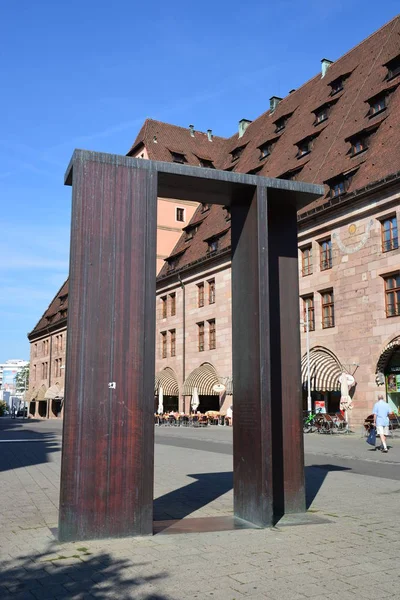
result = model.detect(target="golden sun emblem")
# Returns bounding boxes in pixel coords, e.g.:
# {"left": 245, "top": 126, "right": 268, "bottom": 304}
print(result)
{"left": 348, "top": 224, "right": 357, "bottom": 236}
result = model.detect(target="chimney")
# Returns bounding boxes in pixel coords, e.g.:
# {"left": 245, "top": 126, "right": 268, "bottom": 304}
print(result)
{"left": 238, "top": 119, "right": 252, "bottom": 138}
{"left": 207, "top": 129, "right": 213, "bottom": 142}
{"left": 269, "top": 96, "right": 282, "bottom": 113}
{"left": 189, "top": 124, "right": 195, "bottom": 137}
{"left": 321, "top": 58, "right": 333, "bottom": 78}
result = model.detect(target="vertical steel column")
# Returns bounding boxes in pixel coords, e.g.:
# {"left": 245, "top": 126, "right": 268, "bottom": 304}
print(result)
{"left": 59, "top": 153, "right": 157, "bottom": 541}
{"left": 231, "top": 185, "right": 305, "bottom": 527}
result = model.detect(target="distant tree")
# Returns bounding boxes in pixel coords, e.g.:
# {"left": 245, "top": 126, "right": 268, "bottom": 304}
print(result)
{"left": 15, "top": 365, "right": 29, "bottom": 393}
{"left": 0, "top": 400, "right": 7, "bottom": 416}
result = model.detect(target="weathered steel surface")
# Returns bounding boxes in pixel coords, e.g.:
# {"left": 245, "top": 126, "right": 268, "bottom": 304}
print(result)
{"left": 231, "top": 186, "right": 306, "bottom": 526}
{"left": 61, "top": 150, "right": 322, "bottom": 540}
{"left": 266, "top": 189, "right": 306, "bottom": 517}
{"left": 59, "top": 155, "right": 157, "bottom": 541}
{"left": 231, "top": 185, "right": 274, "bottom": 526}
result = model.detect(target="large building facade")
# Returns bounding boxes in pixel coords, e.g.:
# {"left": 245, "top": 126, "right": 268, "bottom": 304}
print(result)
{"left": 28, "top": 16, "right": 400, "bottom": 424}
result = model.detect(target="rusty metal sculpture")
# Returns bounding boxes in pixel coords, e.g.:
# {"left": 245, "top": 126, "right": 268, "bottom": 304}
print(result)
{"left": 59, "top": 150, "right": 323, "bottom": 541}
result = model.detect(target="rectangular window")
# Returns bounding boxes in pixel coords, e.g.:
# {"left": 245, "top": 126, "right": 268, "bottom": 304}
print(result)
{"left": 161, "top": 296, "right": 167, "bottom": 319}
{"left": 369, "top": 95, "right": 386, "bottom": 116}
{"left": 60, "top": 334, "right": 63, "bottom": 352}
{"left": 176, "top": 207, "right": 185, "bottom": 222}
{"left": 350, "top": 138, "right": 367, "bottom": 156}
{"left": 385, "top": 273, "right": 400, "bottom": 317}
{"left": 161, "top": 332, "right": 167, "bottom": 358}
{"left": 320, "top": 238, "right": 332, "bottom": 270}
{"left": 331, "top": 180, "right": 345, "bottom": 198}
{"left": 170, "top": 293, "right": 176, "bottom": 316}
{"left": 381, "top": 216, "right": 398, "bottom": 252}
{"left": 198, "top": 322, "right": 205, "bottom": 352}
{"left": 197, "top": 283, "right": 204, "bottom": 307}
{"left": 315, "top": 108, "right": 328, "bottom": 124}
{"left": 208, "top": 319, "right": 216, "bottom": 350}
{"left": 297, "top": 140, "right": 311, "bottom": 157}
{"left": 302, "top": 296, "right": 315, "bottom": 332}
{"left": 321, "top": 290, "right": 335, "bottom": 328}
{"left": 171, "top": 151, "right": 186, "bottom": 164}
{"left": 34, "top": 343, "right": 37, "bottom": 358}
{"left": 208, "top": 239, "right": 218, "bottom": 253}
{"left": 170, "top": 329, "right": 176, "bottom": 357}
{"left": 301, "top": 246, "right": 313, "bottom": 276}
{"left": 33, "top": 364, "right": 36, "bottom": 382}
{"left": 208, "top": 279, "right": 216, "bottom": 304}
{"left": 199, "top": 159, "right": 214, "bottom": 168}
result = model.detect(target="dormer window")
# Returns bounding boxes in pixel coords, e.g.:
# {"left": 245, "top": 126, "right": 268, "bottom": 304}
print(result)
{"left": 259, "top": 142, "right": 271, "bottom": 159}
{"left": 273, "top": 111, "right": 294, "bottom": 133}
{"left": 315, "top": 107, "right": 328, "bottom": 124}
{"left": 331, "top": 180, "right": 345, "bottom": 197}
{"left": 258, "top": 136, "right": 279, "bottom": 160}
{"left": 296, "top": 133, "right": 319, "bottom": 158}
{"left": 185, "top": 225, "right": 198, "bottom": 241}
{"left": 385, "top": 54, "right": 400, "bottom": 81}
{"left": 208, "top": 239, "right": 218, "bottom": 253}
{"left": 199, "top": 158, "right": 214, "bottom": 168}
{"left": 325, "top": 169, "right": 357, "bottom": 199}
{"left": 328, "top": 71, "right": 352, "bottom": 96}
{"left": 165, "top": 249, "right": 186, "bottom": 271}
{"left": 205, "top": 229, "right": 228, "bottom": 255}
{"left": 297, "top": 140, "right": 311, "bottom": 158}
{"left": 278, "top": 164, "right": 305, "bottom": 181}
{"left": 201, "top": 203, "right": 211, "bottom": 213}
{"left": 170, "top": 151, "right": 186, "bottom": 164}
{"left": 230, "top": 144, "right": 246, "bottom": 162}
{"left": 368, "top": 94, "right": 386, "bottom": 116}
{"left": 223, "top": 207, "right": 231, "bottom": 221}
{"left": 330, "top": 77, "right": 343, "bottom": 95}
{"left": 350, "top": 138, "right": 367, "bottom": 156}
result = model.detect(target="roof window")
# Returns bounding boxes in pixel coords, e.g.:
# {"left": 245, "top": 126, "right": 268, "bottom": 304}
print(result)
{"left": 295, "top": 132, "right": 320, "bottom": 158}
{"left": 325, "top": 168, "right": 358, "bottom": 199}
{"left": 345, "top": 121, "right": 381, "bottom": 158}
{"left": 385, "top": 54, "right": 400, "bottom": 81}
{"left": 368, "top": 93, "right": 386, "bottom": 117}
{"left": 170, "top": 150, "right": 187, "bottom": 164}
{"left": 230, "top": 144, "right": 246, "bottom": 162}
{"left": 199, "top": 158, "right": 214, "bottom": 168}
{"left": 258, "top": 136, "right": 279, "bottom": 160}
{"left": 273, "top": 110, "right": 295, "bottom": 133}
{"left": 278, "top": 164, "right": 305, "bottom": 181}
{"left": 328, "top": 71, "right": 352, "bottom": 96}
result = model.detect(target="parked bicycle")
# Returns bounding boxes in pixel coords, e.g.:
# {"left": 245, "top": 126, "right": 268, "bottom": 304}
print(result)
{"left": 303, "top": 409, "right": 323, "bottom": 433}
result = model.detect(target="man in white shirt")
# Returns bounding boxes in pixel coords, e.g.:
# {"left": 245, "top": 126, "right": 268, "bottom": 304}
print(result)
{"left": 373, "top": 394, "right": 390, "bottom": 453}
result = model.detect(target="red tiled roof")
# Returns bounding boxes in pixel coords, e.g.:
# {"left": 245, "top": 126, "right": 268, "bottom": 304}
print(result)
{"left": 151, "top": 16, "right": 400, "bottom": 277}
{"left": 28, "top": 280, "right": 69, "bottom": 339}
{"left": 31, "top": 17, "right": 400, "bottom": 318}
{"left": 132, "top": 16, "right": 400, "bottom": 210}
{"left": 127, "top": 119, "right": 227, "bottom": 168}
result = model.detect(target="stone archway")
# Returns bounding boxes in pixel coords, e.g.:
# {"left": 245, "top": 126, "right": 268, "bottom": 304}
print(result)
{"left": 375, "top": 335, "right": 400, "bottom": 385}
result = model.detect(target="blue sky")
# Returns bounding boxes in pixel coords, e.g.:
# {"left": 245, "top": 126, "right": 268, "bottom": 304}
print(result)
{"left": 0, "top": 0, "right": 398, "bottom": 362}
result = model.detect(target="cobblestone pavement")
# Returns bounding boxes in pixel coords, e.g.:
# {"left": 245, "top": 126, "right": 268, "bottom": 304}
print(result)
{"left": 1, "top": 417, "right": 400, "bottom": 599}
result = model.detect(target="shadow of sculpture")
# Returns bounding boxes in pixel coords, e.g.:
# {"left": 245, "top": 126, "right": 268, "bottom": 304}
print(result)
{"left": 0, "top": 543, "right": 171, "bottom": 600}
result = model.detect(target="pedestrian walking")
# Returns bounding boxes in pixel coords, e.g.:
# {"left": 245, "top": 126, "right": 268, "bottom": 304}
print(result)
{"left": 373, "top": 394, "right": 390, "bottom": 453}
